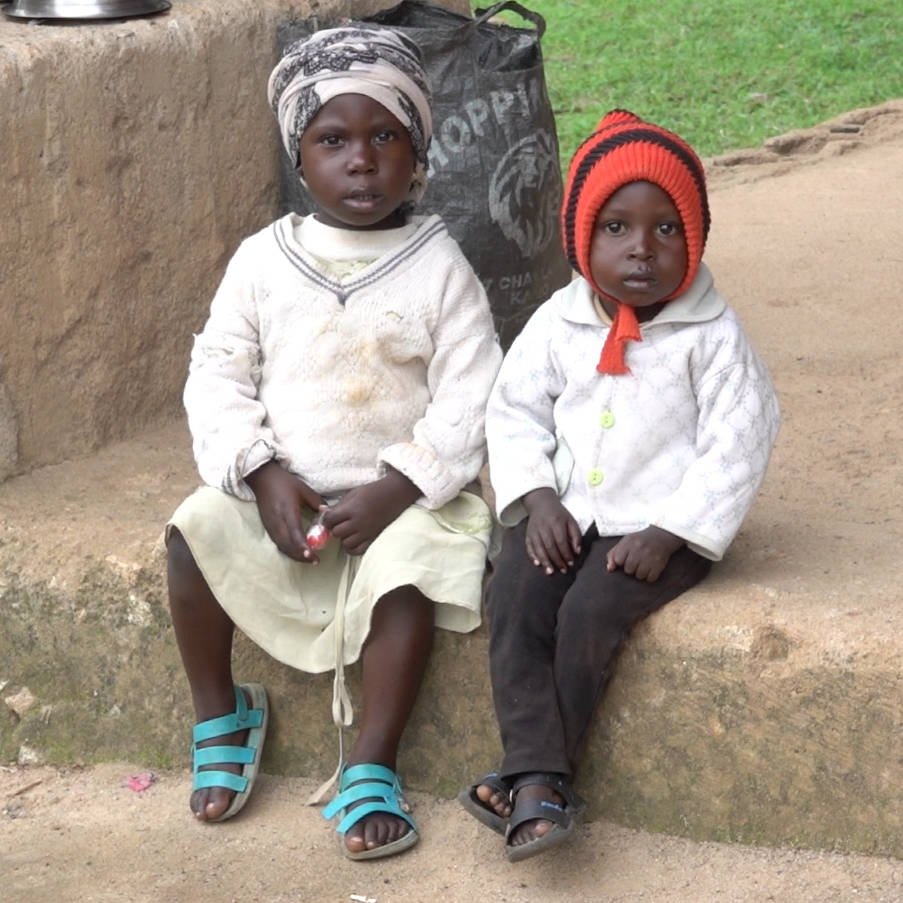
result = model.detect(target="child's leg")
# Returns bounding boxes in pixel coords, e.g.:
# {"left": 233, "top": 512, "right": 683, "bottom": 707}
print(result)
{"left": 506, "top": 534, "right": 711, "bottom": 848}
{"left": 167, "top": 527, "right": 243, "bottom": 822}
{"left": 485, "top": 519, "right": 584, "bottom": 850}
{"left": 343, "top": 584, "right": 434, "bottom": 855}
{"left": 488, "top": 522, "right": 578, "bottom": 779}
{"left": 475, "top": 521, "right": 580, "bottom": 827}
{"left": 554, "top": 536, "right": 712, "bottom": 767}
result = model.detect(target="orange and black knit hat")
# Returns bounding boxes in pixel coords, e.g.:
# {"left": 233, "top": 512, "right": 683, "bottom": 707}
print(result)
{"left": 561, "top": 109, "right": 710, "bottom": 374}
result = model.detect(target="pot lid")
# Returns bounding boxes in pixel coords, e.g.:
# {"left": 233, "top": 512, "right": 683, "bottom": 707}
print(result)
{"left": 4, "top": 0, "right": 171, "bottom": 19}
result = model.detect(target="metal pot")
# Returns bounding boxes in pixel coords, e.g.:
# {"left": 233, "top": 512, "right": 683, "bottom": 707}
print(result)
{"left": 4, "top": 0, "right": 171, "bottom": 19}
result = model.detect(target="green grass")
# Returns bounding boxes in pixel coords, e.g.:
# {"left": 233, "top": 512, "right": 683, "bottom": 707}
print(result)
{"left": 495, "top": 0, "right": 903, "bottom": 162}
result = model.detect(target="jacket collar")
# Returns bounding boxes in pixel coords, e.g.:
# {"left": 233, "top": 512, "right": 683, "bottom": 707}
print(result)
{"left": 559, "top": 263, "right": 726, "bottom": 328}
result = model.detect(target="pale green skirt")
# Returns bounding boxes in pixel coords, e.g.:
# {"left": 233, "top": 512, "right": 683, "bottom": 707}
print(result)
{"left": 167, "top": 486, "right": 492, "bottom": 675}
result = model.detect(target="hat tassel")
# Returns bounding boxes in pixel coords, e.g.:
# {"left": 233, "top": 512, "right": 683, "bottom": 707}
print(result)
{"left": 597, "top": 303, "right": 641, "bottom": 375}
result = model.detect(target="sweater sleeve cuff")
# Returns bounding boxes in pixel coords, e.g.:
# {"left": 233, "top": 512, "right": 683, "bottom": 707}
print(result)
{"left": 223, "top": 439, "right": 277, "bottom": 501}
{"left": 653, "top": 517, "right": 724, "bottom": 562}
{"left": 379, "top": 443, "right": 459, "bottom": 509}
{"left": 497, "top": 497, "right": 528, "bottom": 527}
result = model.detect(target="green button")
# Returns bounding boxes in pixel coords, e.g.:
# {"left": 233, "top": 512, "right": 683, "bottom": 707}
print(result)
{"left": 587, "top": 468, "right": 604, "bottom": 486}
{"left": 599, "top": 410, "right": 615, "bottom": 429}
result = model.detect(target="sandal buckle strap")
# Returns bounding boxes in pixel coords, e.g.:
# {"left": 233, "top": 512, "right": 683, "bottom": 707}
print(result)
{"left": 322, "top": 763, "right": 416, "bottom": 836}
{"left": 193, "top": 744, "right": 256, "bottom": 769}
{"left": 194, "top": 769, "right": 248, "bottom": 794}
{"left": 339, "top": 763, "right": 399, "bottom": 790}
{"left": 192, "top": 688, "right": 265, "bottom": 744}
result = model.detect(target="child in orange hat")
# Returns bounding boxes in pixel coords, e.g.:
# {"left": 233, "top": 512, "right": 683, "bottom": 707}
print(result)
{"left": 459, "top": 110, "right": 781, "bottom": 862}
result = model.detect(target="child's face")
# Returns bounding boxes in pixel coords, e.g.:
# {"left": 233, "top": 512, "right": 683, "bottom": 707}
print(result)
{"left": 589, "top": 181, "right": 688, "bottom": 321}
{"left": 298, "top": 93, "right": 416, "bottom": 231}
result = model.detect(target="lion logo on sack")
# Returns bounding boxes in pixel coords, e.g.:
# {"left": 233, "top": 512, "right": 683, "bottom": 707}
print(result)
{"left": 488, "top": 130, "right": 560, "bottom": 258}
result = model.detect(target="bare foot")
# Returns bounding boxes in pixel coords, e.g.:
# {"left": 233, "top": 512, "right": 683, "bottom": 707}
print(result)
{"left": 475, "top": 781, "right": 512, "bottom": 821}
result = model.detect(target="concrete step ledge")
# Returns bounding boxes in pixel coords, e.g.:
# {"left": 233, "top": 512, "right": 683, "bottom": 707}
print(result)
{"left": 1, "top": 420, "right": 900, "bottom": 858}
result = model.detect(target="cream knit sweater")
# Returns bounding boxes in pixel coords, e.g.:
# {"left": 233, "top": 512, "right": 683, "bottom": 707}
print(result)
{"left": 184, "top": 213, "right": 502, "bottom": 508}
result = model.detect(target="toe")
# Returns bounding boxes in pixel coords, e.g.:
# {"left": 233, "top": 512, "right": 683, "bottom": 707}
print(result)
{"left": 345, "top": 823, "right": 367, "bottom": 854}
{"left": 361, "top": 816, "right": 381, "bottom": 850}
{"left": 493, "top": 790, "right": 512, "bottom": 818}
{"left": 510, "top": 817, "right": 554, "bottom": 845}
{"left": 387, "top": 814, "right": 410, "bottom": 845}
{"left": 191, "top": 786, "right": 234, "bottom": 821}
{"left": 476, "top": 783, "right": 511, "bottom": 818}
{"left": 190, "top": 788, "right": 206, "bottom": 818}
{"left": 203, "top": 787, "right": 235, "bottom": 820}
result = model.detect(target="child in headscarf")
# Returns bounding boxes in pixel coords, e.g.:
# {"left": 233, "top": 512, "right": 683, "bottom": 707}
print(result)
{"left": 459, "top": 110, "right": 780, "bottom": 862}
{"left": 166, "top": 25, "right": 501, "bottom": 861}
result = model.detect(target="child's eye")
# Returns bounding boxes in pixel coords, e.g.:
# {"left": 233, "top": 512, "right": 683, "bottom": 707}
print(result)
{"left": 318, "top": 134, "right": 344, "bottom": 147}
{"left": 601, "top": 221, "right": 626, "bottom": 236}
{"left": 658, "top": 222, "right": 681, "bottom": 236}
{"left": 374, "top": 130, "right": 399, "bottom": 144}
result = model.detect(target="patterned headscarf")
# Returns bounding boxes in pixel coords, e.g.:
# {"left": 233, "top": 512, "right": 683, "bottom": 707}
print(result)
{"left": 267, "top": 25, "right": 433, "bottom": 204}
{"left": 561, "top": 110, "right": 710, "bottom": 375}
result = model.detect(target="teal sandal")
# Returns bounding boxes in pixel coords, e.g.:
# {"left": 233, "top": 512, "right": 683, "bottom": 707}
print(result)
{"left": 192, "top": 682, "right": 268, "bottom": 823}
{"left": 322, "top": 763, "right": 419, "bottom": 861}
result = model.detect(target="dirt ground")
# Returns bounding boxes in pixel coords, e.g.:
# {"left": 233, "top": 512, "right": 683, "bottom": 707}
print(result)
{"left": 2, "top": 763, "right": 901, "bottom": 903}
{"left": 3, "top": 101, "right": 903, "bottom": 902}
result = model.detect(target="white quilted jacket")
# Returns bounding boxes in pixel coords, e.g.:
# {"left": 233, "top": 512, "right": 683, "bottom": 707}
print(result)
{"left": 486, "top": 265, "right": 780, "bottom": 560}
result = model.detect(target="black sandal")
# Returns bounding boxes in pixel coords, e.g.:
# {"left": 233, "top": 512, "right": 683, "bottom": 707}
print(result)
{"left": 457, "top": 771, "right": 512, "bottom": 835}
{"left": 505, "top": 772, "right": 585, "bottom": 862}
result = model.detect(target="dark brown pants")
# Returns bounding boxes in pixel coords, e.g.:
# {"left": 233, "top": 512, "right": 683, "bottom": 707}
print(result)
{"left": 488, "top": 521, "right": 712, "bottom": 780}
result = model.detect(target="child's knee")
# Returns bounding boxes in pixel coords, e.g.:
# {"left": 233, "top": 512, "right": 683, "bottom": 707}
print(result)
{"left": 375, "top": 585, "right": 434, "bottom": 625}
{"left": 166, "top": 527, "right": 202, "bottom": 584}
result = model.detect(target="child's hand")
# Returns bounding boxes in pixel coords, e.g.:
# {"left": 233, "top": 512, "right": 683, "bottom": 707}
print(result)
{"left": 606, "top": 526, "right": 684, "bottom": 582}
{"left": 323, "top": 468, "right": 420, "bottom": 556}
{"left": 523, "top": 487, "right": 582, "bottom": 575}
{"left": 245, "top": 461, "right": 326, "bottom": 563}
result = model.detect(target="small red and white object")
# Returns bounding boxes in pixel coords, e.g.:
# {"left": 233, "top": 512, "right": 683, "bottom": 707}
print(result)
{"left": 306, "top": 509, "right": 330, "bottom": 550}
{"left": 124, "top": 772, "right": 156, "bottom": 793}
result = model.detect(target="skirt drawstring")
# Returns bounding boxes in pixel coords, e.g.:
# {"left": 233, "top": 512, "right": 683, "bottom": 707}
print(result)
{"left": 306, "top": 555, "right": 356, "bottom": 806}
